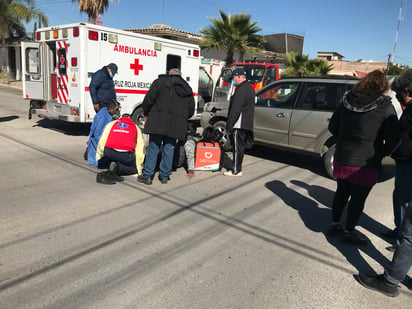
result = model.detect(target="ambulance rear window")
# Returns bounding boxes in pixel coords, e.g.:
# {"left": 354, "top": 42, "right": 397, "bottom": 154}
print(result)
{"left": 166, "top": 55, "right": 181, "bottom": 73}
{"left": 25, "top": 48, "right": 40, "bottom": 74}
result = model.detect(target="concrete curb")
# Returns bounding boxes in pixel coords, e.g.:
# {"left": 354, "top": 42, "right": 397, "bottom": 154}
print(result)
{"left": 0, "top": 81, "right": 23, "bottom": 90}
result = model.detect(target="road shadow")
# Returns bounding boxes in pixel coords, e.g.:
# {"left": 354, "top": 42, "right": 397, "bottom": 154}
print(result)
{"left": 0, "top": 115, "right": 19, "bottom": 122}
{"left": 33, "top": 119, "right": 90, "bottom": 136}
{"left": 248, "top": 145, "right": 333, "bottom": 178}
{"left": 265, "top": 179, "right": 391, "bottom": 274}
{"left": 246, "top": 145, "right": 395, "bottom": 183}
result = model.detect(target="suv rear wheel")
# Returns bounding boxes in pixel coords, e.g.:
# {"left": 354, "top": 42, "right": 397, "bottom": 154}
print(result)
{"left": 323, "top": 144, "right": 336, "bottom": 179}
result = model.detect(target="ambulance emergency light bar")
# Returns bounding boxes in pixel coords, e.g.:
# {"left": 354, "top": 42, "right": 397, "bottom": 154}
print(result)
{"left": 36, "top": 27, "right": 80, "bottom": 40}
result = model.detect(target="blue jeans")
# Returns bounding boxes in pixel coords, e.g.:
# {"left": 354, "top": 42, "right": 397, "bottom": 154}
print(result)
{"left": 384, "top": 205, "right": 412, "bottom": 287}
{"left": 392, "top": 161, "right": 412, "bottom": 232}
{"left": 142, "top": 134, "right": 177, "bottom": 179}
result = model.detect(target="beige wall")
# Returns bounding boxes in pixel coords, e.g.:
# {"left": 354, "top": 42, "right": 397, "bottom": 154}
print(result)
{"left": 327, "top": 60, "right": 386, "bottom": 76}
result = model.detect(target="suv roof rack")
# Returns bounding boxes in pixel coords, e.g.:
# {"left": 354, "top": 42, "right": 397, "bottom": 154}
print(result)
{"left": 280, "top": 75, "right": 359, "bottom": 80}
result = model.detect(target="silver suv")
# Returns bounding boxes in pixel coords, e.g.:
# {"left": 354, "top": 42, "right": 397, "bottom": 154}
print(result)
{"left": 200, "top": 76, "right": 359, "bottom": 178}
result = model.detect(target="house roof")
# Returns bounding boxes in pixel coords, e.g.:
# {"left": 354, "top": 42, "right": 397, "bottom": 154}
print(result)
{"left": 124, "top": 24, "right": 201, "bottom": 39}
{"left": 317, "top": 51, "right": 345, "bottom": 58}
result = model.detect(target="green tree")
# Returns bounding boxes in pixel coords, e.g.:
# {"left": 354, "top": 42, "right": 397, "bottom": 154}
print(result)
{"left": 281, "top": 52, "right": 333, "bottom": 77}
{"left": 72, "top": 0, "right": 109, "bottom": 24}
{"left": 200, "top": 9, "right": 265, "bottom": 65}
{"left": 0, "top": 0, "right": 47, "bottom": 81}
{"left": 386, "top": 62, "right": 412, "bottom": 75}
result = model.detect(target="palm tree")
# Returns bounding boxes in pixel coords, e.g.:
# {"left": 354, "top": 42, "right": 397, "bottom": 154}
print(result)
{"left": 72, "top": 0, "right": 109, "bottom": 24}
{"left": 282, "top": 52, "right": 333, "bottom": 77}
{"left": 0, "top": 0, "right": 48, "bottom": 81}
{"left": 309, "top": 58, "right": 333, "bottom": 75}
{"left": 200, "top": 9, "right": 265, "bottom": 65}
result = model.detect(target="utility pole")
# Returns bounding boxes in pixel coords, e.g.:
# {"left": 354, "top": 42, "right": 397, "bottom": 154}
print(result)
{"left": 285, "top": 25, "right": 288, "bottom": 54}
{"left": 386, "top": 53, "right": 392, "bottom": 74}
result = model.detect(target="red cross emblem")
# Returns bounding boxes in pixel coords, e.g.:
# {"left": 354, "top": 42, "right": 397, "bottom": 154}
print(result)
{"left": 60, "top": 55, "right": 65, "bottom": 64}
{"left": 130, "top": 58, "right": 143, "bottom": 75}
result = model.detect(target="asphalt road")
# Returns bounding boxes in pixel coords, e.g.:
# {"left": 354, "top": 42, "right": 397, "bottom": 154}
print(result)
{"left": 0, "top": 85, "right": 410, "bottom": 308}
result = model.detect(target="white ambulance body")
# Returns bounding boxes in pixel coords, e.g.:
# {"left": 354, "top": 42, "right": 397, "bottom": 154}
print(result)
{"left": 21, "top": 23, "right": 201, "bottom": 125}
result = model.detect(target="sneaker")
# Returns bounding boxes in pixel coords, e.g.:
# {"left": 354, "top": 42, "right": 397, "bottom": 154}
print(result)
{"left": 96, "top": 171, "right": 117, "bottom": 185}
{"left": 158, "top": 176, "right": 170, "bottom": 184}
{"left": 223, "top": 170, "right": 242, "bottom": 177}
{"left": 358, "top": 273, "right": 400, "bottom": 297}
{"left": 137, "top": 175, "right": 152, "bottom": 185}
{"left": 380, "top": 229, "right": 398, "bottom": 239}
{"left": 327, "top": 224, "right": 344, "bottom": 237}
{"left": 114, "top": 174, "right": 124, "bottom": 182}
{"left": 341, "top": 231, "right": 368, "bottom": 246}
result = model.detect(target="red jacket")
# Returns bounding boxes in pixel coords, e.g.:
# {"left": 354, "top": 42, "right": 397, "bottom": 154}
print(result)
{"left": 105, "top": 117, "right": 137, "bottom": 152}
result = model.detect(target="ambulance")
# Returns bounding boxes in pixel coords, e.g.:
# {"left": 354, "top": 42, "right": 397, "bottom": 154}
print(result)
{"left": 21, "top": 23, "right": 201, "bottom": 127}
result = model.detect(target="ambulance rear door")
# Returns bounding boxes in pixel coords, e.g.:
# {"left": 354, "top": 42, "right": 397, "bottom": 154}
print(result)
{"left": 22, "top": 41, "right": 44, "bottom": 100}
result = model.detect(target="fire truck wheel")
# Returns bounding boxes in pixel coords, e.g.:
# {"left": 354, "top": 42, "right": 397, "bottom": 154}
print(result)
{"left": 132, "top": 107, "right": 145, "bottom": 129}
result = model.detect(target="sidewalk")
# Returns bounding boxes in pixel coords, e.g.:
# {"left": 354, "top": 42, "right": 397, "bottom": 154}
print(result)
{"left": 0, "top": 80, "right": 22, "bottom": 90}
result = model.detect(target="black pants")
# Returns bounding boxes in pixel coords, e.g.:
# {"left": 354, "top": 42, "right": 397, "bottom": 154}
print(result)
{"left": 332, "top": 178, "right": 372, "bottom": 232}
{"left": 104, "top": 147, "right": 137, "bottom": 175}
{"left": 229, "top": 129, "right": 251, "bottom": 174}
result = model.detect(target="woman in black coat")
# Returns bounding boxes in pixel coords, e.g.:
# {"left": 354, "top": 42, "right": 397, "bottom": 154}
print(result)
{"left": 327, "top": 70, "right": 401, "bottom": 246}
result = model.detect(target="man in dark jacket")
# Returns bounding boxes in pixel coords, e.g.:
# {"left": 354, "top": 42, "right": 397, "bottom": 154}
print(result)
{"left": 224, "top": 68, "right": 255, "bottom": 177}
{"left": 356, "top": 74, "right": 412, "bottom": 297}
{"left": 89, "top": 63, "right": 118, "bottom": 112}
{"left": 380, "top": 74, "right": 412, "bottom": 240}
{"left": 137, "top": 68, "right": 195, "bottom": 185}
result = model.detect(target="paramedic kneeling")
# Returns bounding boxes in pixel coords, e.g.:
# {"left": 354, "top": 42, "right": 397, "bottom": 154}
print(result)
{"left": 96, "top": 114, "right": 145, "bottom": 178}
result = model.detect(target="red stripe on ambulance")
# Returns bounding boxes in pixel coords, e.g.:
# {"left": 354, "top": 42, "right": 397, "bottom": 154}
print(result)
{"left": 57, "top": 41, "right": 68, "bottom": 104}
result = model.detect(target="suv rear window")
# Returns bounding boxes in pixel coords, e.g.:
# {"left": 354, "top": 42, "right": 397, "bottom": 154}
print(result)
{"left": 296, "top": 82, "right": 349, "bottom": 111}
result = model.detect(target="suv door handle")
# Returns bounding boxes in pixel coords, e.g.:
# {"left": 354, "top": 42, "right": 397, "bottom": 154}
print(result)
{"left": 275, "top": 113, "right": 288, "bottom": 118}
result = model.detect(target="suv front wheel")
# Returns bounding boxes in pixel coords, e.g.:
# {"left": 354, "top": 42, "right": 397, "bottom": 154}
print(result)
{"left": 212, "top": 120, "right": 232, "bottom": 151}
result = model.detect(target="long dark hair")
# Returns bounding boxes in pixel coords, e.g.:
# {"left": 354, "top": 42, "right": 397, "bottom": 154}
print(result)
{"left": 353, "top": 70, "right": 389, "bottom": 94}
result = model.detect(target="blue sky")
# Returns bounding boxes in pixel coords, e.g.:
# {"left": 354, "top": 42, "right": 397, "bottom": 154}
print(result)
{"left": 33, "top": 0, "right": 411, "bottom": 66}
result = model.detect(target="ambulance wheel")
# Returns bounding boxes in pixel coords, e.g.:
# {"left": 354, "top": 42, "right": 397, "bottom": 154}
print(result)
{"left": 132, "top": 107, "right": 145, "bottom": 129}
{"left": 213, "top": 120, "right": 231, "bottom": 151}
